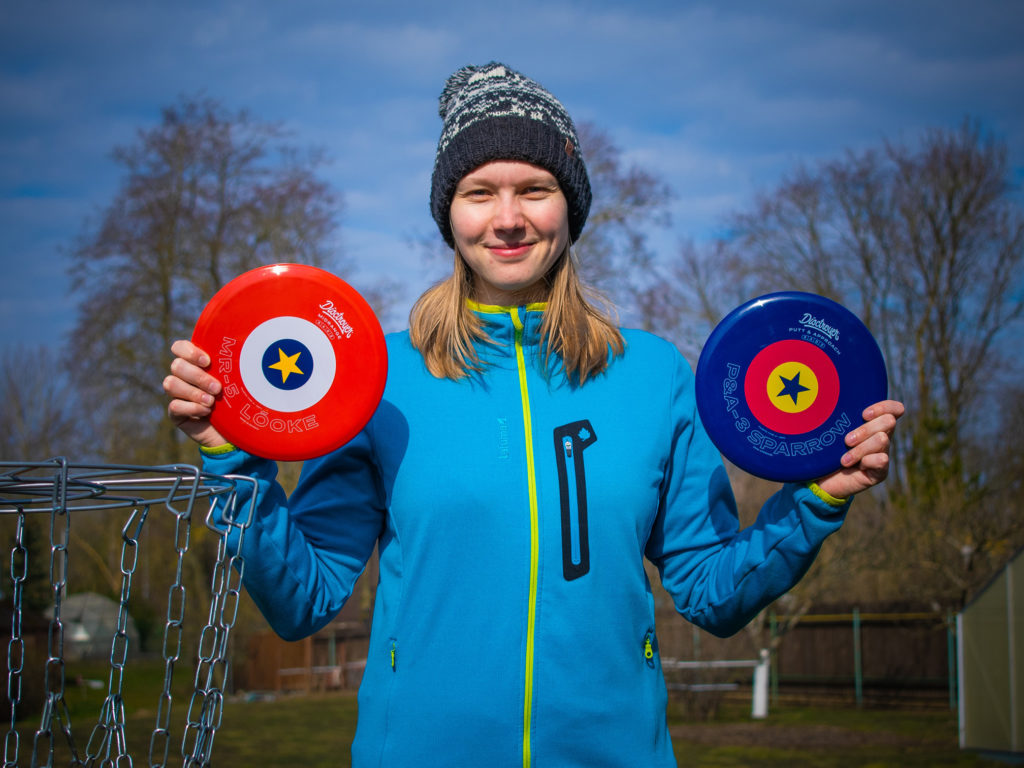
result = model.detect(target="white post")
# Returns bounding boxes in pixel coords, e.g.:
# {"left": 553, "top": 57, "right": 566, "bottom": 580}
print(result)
{"left": 752, "top": 648, "right": 770, "bottom": 719}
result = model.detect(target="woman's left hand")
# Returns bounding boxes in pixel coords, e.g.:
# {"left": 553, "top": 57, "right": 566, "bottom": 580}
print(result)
{"left": 814, "top": 400, "right": 905, "bottom": 500}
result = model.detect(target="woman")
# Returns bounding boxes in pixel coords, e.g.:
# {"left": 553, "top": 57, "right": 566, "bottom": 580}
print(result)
{"left": 165, "top": 62, "right": 903, "bottom": 767}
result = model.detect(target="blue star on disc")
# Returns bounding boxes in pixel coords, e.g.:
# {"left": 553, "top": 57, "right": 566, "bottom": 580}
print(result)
{"left": 261, "top": 338, "right": 313, "bottom": 390}
{"left": 777, "top": 370, "right": 810, "bottom": 405}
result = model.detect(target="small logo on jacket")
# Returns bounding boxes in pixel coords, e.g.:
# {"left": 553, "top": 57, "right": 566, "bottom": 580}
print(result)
{"left": 497, "top": 418, "right": 510, "bottom": 459}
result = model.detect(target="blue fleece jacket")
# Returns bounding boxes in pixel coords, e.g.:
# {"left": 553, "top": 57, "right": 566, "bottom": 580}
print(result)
{"left": 201, "top": 304, "right": 849, "bottom": 767}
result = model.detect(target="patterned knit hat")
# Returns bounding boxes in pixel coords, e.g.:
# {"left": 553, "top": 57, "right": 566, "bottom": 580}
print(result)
{"left": 430, "top": 62, "right": 592, "bottom": 248}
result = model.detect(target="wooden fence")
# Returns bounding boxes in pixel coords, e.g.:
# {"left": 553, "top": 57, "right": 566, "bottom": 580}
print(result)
{"left": 238, "top": 603, "right": 956, "bottom": 707}
{"left": 652, "top": 599, "right": 955, "bottom": 707}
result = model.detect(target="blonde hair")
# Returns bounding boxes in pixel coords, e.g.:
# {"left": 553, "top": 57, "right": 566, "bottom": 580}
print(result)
{"left": 409, "top": 246, "right": 624, "bottom": 384}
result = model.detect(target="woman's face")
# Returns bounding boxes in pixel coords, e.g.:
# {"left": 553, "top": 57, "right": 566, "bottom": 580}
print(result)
{"left": 450, "top": 160, "right": 570, "bottom": 305}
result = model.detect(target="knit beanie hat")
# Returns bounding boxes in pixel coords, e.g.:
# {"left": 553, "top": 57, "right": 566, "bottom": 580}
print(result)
{"left": 430, "top": 62, "right": 592, "bottom": 248}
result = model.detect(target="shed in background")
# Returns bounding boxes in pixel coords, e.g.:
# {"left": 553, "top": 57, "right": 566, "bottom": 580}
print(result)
{"left": 958, "top": 547, "right": 1023, "bottom": 756}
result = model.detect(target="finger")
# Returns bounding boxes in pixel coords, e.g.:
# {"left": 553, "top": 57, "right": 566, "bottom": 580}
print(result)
{"left": 840, "top": 430, "right": 891, "bottom": 468}
{"left": 862, "top": 400, "right": 905, "bottom": 421}
{"left": 853, "top": 456, "right": 890, "bottom": 487}
{"left": 857, "top": 451, "right": 890, "bottom": 474}
{"left": 168, "top": 356, "right": 222, "bottom": 396}
{"left": 167, "top": 395, "right": 213, "bottom": 423}
{"left": 163, "top": 374, "right": 218, "bottom": 408}
{"left": 170, "top": 339, "right": 212, "bottom": 368}
{"left": 845, "top": 411, "right": 899, "bottom": 449}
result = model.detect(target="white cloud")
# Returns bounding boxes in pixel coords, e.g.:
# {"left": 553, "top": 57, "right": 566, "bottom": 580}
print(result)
{"left": 1, "top": 0, "right": 1022, "bottom": 350}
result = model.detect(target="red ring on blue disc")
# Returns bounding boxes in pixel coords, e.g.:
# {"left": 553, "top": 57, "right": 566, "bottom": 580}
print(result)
{"left": 694, "top": 291, "right": 887, "bottom": 483}
{"left": 744, "top": 339, "right": 839, "bottom": 435}
{"left": 191, "top": 264, "right": 388, "bottom": 461}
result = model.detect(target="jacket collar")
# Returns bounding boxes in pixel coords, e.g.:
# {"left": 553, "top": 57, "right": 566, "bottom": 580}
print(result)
{"left": 467, "top": 300, "right": 547, "bottom": 367}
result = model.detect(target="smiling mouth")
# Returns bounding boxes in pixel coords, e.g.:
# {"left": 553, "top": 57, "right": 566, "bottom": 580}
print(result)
{"left": 488, "top": 243, "right": 532, "bottom": 258}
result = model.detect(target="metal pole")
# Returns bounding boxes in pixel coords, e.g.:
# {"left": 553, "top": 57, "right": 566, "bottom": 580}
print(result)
{"left": 853, "top": 607, "right": 863, "bottom": 707}
{"left": 957, "top": 612, "right": 967, "bottom": 749}
{"left": 752, "top": 648, "right": 770, "bottom": 719}
{"left": 769, "top": 610, "right": 778, "bottom": 704}
{"left": 1008, "top": 559, "right": 1018, "bottom": 752}
{"left": 692, "top": 624, "right": 702, "bottom": 689}
{"left": 946, "top": 608, "right": 957, "bottom": 711}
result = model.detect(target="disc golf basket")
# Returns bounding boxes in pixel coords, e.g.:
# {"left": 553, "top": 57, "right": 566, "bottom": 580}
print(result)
{"left": 0, "top": 459, "right": 255, "bottom": 767}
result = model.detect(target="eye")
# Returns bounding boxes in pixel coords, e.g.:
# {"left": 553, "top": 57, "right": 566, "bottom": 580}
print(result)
{"left": 522, "top": 184, "right": 556, "bottom": 198}
{"left": 459, "top": 186, "right": 492, "bottom": 200}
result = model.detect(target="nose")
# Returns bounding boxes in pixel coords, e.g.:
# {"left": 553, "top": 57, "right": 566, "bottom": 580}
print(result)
{"left": 492, "top": 192, "right": 525, "bottom": 232}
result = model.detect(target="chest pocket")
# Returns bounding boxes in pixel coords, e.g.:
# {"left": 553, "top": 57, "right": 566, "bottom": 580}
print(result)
{"left": 553, "top": 420, "right": 597, "bottom": 581}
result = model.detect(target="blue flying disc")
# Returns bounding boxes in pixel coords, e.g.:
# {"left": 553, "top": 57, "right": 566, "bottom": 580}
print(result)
{"left": 694, "top": 292, "right": 887, "bottom": 482}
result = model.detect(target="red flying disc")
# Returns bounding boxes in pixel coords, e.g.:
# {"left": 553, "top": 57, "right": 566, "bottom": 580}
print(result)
{"left": 191, "top": 264, "right": 388, "bottom": 461}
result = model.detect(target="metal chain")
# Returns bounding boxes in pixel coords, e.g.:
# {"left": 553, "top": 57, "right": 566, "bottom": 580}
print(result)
{"left": 147, "top": 497, "right": 191, "bottom": 768}
{"left": 4, "top": 510, "right": 27, "bottom": 768}
{"left": 181, "top": 481, "right": 252, "bottom": 767}
{"left": 33, "top": 458, "right": 82, "bottom": 767}
{"left": 0, "top": 461, "right": 252, "bottom": 768}
{"left": 81, "top": 504, "right": 149, "bottom": 767}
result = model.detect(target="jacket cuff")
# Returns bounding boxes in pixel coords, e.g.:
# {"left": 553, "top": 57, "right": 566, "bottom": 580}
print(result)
{"left": 805, "top": 481, "right": 848, "bottom": 507}
{"left": 199, "top": 442, "right": 236, "bottom": 456}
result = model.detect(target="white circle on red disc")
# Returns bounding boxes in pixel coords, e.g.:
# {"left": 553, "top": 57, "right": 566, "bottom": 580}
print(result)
{"left": 238, "top": 316, "right": 336, "bottom": 412}
{"left": 191, "top": 264, "right": 388, "bottom": 461}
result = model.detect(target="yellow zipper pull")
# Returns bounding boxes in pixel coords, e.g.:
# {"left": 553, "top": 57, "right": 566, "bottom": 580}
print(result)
{"left": 644, "top": 633, "right": 654, "bottom": 666}
{"left": 390, "top": 641, "right": 396, "bottom": 670}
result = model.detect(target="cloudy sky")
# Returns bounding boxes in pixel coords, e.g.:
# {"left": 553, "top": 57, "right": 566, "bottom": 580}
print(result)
{"left": 2, "top": 0, "right": 1023, "bottom": 354}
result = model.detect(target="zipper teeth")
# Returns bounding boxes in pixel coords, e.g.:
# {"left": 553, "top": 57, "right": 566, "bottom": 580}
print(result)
{"left": 512, "top": 307, "right": 539, "bottom": 768}
{"left": 564, "top": 440, "right": 580, "bottom": 565}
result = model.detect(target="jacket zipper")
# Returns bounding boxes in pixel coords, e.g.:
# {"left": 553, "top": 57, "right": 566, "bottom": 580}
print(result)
{"left": 553, "top": 421, "right": 596, "bottom": 581}
{"left": 644, "top": 631, "right": 656, "bottom": 668}
{"left": 511, "top": 306, "right": 540, "bottom": 768}
{"left": 563, "top": 437, "right": 582, "bottom": 565}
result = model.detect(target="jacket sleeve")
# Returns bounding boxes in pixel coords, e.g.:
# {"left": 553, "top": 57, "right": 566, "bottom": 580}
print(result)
{"left": 644, "top": 349, "right": 850, "bottom": 638}
{"left": 201, "top": 424, "right": 386, "bottom": 642}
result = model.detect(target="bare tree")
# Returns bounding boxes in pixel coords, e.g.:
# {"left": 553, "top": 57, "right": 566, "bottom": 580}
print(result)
{"left": 0, "top": 344, "right": 87, "bottom": 461}
{"left": 663, "top": 238, "right": 758, "bottom": 360}
{"left": 573, "top": 122, "right": 674, "bottom": 328}
{"left": 674, "top": 119, "right": 1024, "bottom": 606}
{"left": 66, "top": 96, "right": 343, "bottom": 464}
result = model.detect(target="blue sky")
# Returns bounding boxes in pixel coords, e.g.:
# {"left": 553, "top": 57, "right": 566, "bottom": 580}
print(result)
{"left": 2, "top": 0, "right": 1023, "bottom": 353}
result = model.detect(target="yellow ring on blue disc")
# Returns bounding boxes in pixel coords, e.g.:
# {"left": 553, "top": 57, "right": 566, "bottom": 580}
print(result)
{"left": 768, "top": 361, "right": 818, "bottom": 413}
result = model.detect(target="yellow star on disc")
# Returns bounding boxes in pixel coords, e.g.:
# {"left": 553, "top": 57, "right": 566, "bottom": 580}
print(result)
{"left": 267, "top": 347, "right": 304, "bottom": 384}
{"left": 768, "top": 361, "right": 818, "bottom": 413}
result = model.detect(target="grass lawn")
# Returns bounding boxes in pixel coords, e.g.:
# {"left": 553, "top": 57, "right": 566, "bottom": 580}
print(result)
{"left": 212, "top": 693, "right": 1008, "bottom": 767}
{"left": 11, "top": 661, "right": 1011, "bottom": 767}
{"left": 666, "top": 699, "right": 1005, "bottom": 767}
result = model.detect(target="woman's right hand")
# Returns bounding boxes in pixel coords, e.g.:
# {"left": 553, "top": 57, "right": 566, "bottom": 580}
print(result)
{"left": 163, "top": 339, "right": 229, "bottom": 448}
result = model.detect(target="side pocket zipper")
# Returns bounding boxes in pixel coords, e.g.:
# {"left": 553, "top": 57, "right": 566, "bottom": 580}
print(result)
{"left": 643, "top": 631, "right": 656, "bottom": 669}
